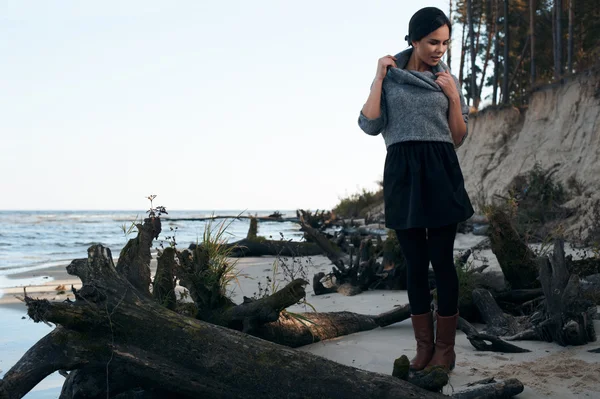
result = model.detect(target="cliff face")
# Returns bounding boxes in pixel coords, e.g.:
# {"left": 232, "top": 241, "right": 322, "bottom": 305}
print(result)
{"left": 457, "top": 70, "right": 600, "bottom": 238}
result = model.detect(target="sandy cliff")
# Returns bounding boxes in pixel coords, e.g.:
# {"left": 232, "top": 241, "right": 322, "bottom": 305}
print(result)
{"left": 457, "top": 69, "right": 600, "bottom": 238}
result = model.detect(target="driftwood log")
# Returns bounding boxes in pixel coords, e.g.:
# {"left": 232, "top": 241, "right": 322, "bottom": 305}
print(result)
{"left": 116, "top": 217, "right": 161, "bottom": 296}
{"left": 299, "top": 212, "right": 409, "bottom": 295}
{"left": 482, "top": 234, "right": 597, "bottom": 346}
{"left": 0, "top": 244, "right": 445, "bottom": 399}
{"left": 533, "top": 239, "right": 597, "bottom": 346}
{"left": 457, "top": 317, "right": 530, "bottom": 353}
{"left": 487, "top": 208, "right": 539, "bottom": 289}
{"left": 451, "top": 377, "right": 525, "bottom": 399}
{"left": 188, "top": 239, "right": 323, "bottom": 258}
{"left": 471, "top": 288, "right": 532, "bottom": 337}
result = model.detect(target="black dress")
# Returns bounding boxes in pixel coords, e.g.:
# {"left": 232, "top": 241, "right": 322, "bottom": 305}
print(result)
{"left": 383, "top": 140, "right": 474, "bottom": 230}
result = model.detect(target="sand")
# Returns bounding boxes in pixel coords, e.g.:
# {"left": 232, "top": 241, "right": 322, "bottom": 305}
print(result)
{"left": 1, "top": 250, "right": 599, "bottom": 398}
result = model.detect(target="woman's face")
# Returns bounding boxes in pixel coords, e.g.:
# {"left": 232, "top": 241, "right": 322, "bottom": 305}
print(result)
{"left": 413, "top": 24, "right": 450, "bottom": 67}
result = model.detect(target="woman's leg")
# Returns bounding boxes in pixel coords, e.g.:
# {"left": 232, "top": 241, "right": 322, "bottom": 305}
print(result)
{"left": 395, "top": 228, "right": 434, "bottom": 370}
{"left": 427, "top": 223, "right": 459, "bottom": 317}
{"left": 426, "top": 223, "right": 459, "bottom": 372}
{"left": 395, "top": 228, "right": 431, "bottom": 315}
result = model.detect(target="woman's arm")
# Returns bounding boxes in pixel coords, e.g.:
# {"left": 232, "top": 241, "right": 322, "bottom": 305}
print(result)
{"left": 358, "top": 55, "right": 397, "bottom": 135}
{"left": 435, "top": 70, "right": 469, "bottom": 147}
{"left": 447, "top": 94, "right": 467, "bottom": 145}
{"left": 361, "top": 77, "right": 385, "bottom": 119}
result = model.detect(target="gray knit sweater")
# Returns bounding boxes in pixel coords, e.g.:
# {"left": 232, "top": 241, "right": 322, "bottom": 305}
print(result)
{"left": 358, "top": 48, "right": 469, "bottom": 148}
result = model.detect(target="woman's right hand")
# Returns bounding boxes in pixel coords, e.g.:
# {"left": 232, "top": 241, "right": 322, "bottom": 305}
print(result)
{"left": 375, "top": 55, "right": 397, "bottom": 81}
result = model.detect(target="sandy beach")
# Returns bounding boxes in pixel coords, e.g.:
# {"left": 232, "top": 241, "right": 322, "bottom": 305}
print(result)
{"left": 1, "top": 251, "right": 599, "bottom": 398}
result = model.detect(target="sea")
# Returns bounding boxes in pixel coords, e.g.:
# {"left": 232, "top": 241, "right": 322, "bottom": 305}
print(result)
{"left": 0, "top": 210, "right": 304, "bottom": 291}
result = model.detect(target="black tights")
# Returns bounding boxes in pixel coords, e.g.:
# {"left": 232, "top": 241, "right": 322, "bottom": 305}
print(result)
{"left": 395, "top": 224, "right": 459, "bottom": 317}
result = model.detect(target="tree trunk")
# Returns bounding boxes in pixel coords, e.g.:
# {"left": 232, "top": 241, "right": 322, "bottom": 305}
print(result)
{"left": 0, "top": 245, "right": 445, "bottom": 399}
{"left": 487, "top": 207, "right": 539, "bottom": 289}
{"left": 567, "top": 0, "right": 573, "bottom": 72}
{"left": 530, "top": 0, "right": 536, "bottom": 85}
{"left": 555, "top": 0, "right": 563, "bottom": 78}
{"left": 492, "top": 0, "right": 500, "bottom": 105}
{"left": 246, "top": 216, "right": 258, "bottom": 239}
{"left": 468, "top": 0, "right": 477, "bottom": 106}
{"left": 116, "top": 217, "right": 161, "bottom": 296}
{"left": 475, "top": 26, "right": 494, "bottom": 109}
{"left": 502, "top": 0, "right": 510, "bottom": 104}
{"left": 459, "top": 22, "right": 467, "bottom": 86}
{"left": 447, "top": 0, "right": 453, "bottom": 69}
{"left": 507, "top": 35, "right": 530, "bottom": 93}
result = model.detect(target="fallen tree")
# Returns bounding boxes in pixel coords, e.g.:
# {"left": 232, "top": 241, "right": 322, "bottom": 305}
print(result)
{"left": 0, "top": 244, "right": 447, "bottom": 399}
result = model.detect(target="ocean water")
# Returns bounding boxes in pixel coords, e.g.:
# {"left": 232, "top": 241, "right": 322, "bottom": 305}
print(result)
{"left": 0, "top": 210, "right": 303, "bottom": 279}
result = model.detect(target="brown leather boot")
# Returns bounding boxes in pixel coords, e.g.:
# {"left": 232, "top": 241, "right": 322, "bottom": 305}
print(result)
{"left": 409, "top": 311, "right": 434, "bottom": 371}
{"left": 427, "top": 312, "right": 459, "bottom": 372}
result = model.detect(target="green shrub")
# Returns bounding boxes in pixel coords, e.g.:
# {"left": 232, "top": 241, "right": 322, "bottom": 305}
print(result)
{"left": 508, "top": 162, "right": 569, "bottom": 239}
{"left": 333, "top": 187, "right": 383, "bottom": 219}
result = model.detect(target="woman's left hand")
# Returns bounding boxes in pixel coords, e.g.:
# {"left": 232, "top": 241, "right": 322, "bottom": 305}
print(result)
{"left": 435, "top": 70, "right": 459, "bottom": 101}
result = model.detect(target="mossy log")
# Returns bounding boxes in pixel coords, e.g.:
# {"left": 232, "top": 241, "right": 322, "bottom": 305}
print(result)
{"left": 392, "top": 355, "right": 449, "bottom": 392}
{"left": 0, "top": 245, "right": 445, "bottom": 399}
{"left": 486, "top": 208, "right": 539, "bottom": 289}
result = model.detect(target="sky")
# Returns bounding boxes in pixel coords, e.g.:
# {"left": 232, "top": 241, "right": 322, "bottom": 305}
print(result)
{"left": 1, "top": 0, "right": 463, "bottom": 211}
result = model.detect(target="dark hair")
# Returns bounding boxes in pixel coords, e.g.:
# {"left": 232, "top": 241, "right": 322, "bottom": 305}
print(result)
{"left": 404, "top": 7, "right": 451, "bottom": 46}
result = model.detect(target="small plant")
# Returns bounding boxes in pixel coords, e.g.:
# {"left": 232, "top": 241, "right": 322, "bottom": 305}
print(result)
{"left": 452, "top": 256, "right": 480, "bottom": 320}
{"left": 499, "top": 162, "right": 570, "bottom": 240}
{"left": 120, "top": 214, "right": 139, "bottom": 242}
{"left": 252, "top": 232, "right": 318, "bottom": 321}
{"left": 567, "top": 175, "right": 585, "bottom": 196}
{"left": 273, "top": 232, "right": 311, "bottom": 283}
{"left": 146, "top": 194, "right": 167, "bottom": 219}
{"left": 253, "top": 266, "right": 277, "bottom": 300}
{"left": 200, "top": 215, "right": 243, "bottom": 297}
{"left": 162, "top": 226, "right": 179, "bottom": 249}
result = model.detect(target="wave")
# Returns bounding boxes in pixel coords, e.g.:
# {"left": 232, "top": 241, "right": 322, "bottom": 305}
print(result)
{"left": 0, "top": 258, "right": 72, "bottom": 276}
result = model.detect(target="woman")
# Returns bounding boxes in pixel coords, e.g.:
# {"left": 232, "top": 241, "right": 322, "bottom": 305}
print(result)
{"left": 358, "top": 7, "right": 474, "bottom": 373}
